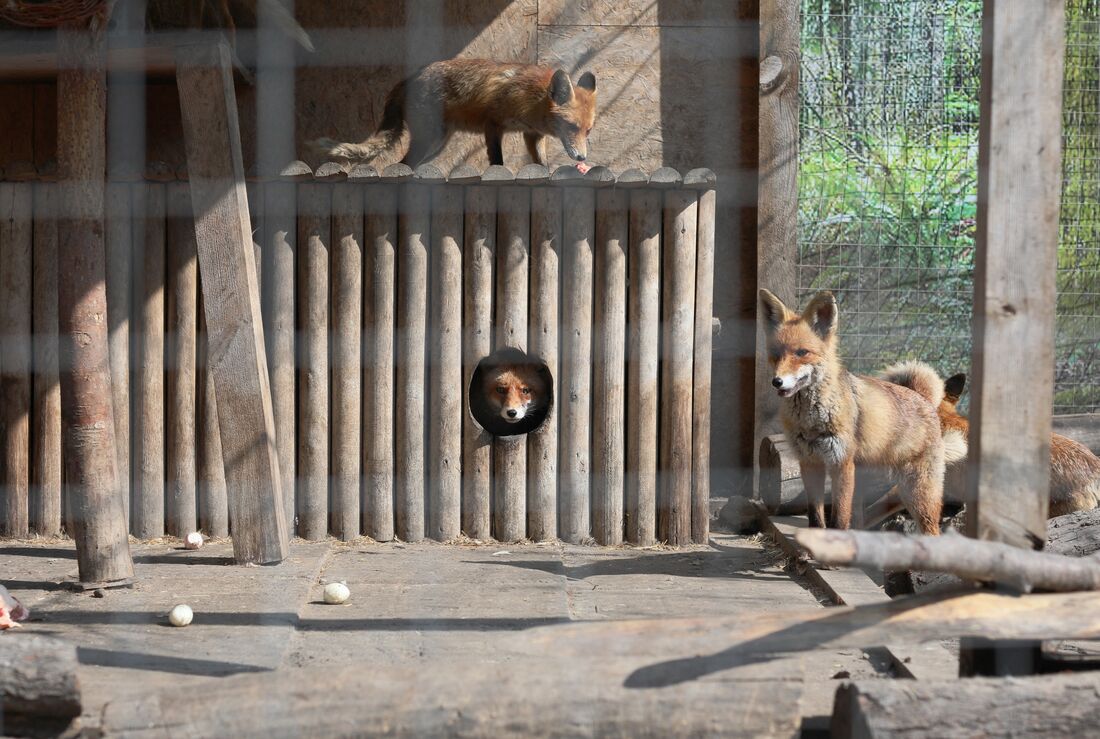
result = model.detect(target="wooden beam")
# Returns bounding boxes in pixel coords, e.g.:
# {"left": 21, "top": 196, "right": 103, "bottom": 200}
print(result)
{"left": 175, "top": 43, "right": 287, "bottom": 564}
{"left": 0, "top": 634, "right": 81, "bottom": 736}
{"left": 967, "top": 0, "right": 1066, "bottom": 548}
{"left": 56, "top": 23, "right": 133, "bottom": 586}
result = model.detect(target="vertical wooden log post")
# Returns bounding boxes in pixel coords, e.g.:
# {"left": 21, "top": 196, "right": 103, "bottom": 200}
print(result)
{"left": 104, "top": 182, "right": 131, "bottom": 530}
{"left": 526, "top": 165, "right": 559, "bottom": 542}
{"left": 133, "top": 181, "right": 166, "bottom": 539}
{"left": 31, "top": 183, "right": 62, "bottom": 536}
{"left": 0, "top": 182, "right": 32, "bottom": 538}
{"left": 687, "top": 168, "right": 717, "bottom": 544}
{"left": 558, "top": 166, "right": 595, "bottom": 543}
{"left": 331, "top": 180, "right": 363, "bottom": 541}
{"left": 429, "top": 167, "right": 463, "bottom": 541}
{"left": 396, "top": 164, "right": 428, "bottom": 542}
{"left": 363, "top": 164, "right": 400, "bottom": 541}
{"left": 967, "top": 0, "right": 1065, "bottom": 549}
{"left": 461, "top": 171, "right": 495, "bottom": 541}
{"left": 176, "top": 43, "right": 287, "bottom": 564}
{"left": 656, "top": 168, "right": 696, "bottom": 546}
{"left": 296, "top": 179, "right": 330, "bottom": 541}
{"left": 56, "top": 24, "right": 133, "bottom": 584}
{"left": 592, "top": 171, "right": 627, "bottom": 546}
{"left": 197, "top": 300, "right": 229, "bottom": 538}
{"left": 756, "top": 0, "right": 800, "bottom": 496}
{"left": 623, "top": 170, "right": 659, "bottom": 545}
{"left": 166, "top": 183, "right": 198, "bottom": 537}
{"left": 490, "top": 166, "right": 529, "bottom": 542}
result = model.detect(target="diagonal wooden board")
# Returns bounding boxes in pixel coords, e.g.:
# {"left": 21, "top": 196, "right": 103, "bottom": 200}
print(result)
{"left": 761, "top": 515, "right": 959, "bottom": 679}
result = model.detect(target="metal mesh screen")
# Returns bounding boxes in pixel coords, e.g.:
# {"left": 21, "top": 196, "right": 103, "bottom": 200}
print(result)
{"left": 798, "top": 0, "right": 1100, "bottom": 414}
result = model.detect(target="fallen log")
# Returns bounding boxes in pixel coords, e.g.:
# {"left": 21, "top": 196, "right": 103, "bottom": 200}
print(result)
{"left": 0, "top": 634, "right": 81, "bottom": 736}
{"left": 832, "top": 672, "right": 1100, "bottom": 738}
{"left": 796, "top": 527, "right": 1100, "bottom": 592}
{"left": 1047, "top": 506, "right": 1100, "bottom": 558}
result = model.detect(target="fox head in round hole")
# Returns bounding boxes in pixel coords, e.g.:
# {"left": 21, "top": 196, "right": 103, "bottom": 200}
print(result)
{"left": 469, "top": 348, "right": 554, "bottom": 437}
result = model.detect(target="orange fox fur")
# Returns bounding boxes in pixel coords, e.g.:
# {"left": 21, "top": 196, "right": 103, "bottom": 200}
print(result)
{"left": 759, "top": 290, "right": 945, "bottom": 534}
{"left": 481, "top": 363, "right": 548, "bottom": 426}
{"left": 885, "top": 369, "right": 1100, "bottom": 517}
{"left": 312, "top": 59, "right": 597, "bottom": 168}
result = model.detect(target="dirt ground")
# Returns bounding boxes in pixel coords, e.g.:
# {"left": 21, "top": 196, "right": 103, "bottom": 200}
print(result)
{"left": 2, "top": 531, "right": 911, "bottom": 736}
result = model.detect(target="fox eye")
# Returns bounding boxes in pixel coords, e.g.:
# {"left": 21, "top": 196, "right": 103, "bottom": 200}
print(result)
{"left": 521, "top": 387, "right": 531, "bottom": 394}
{"left": 568, "top": 123, "right": 581, "bottom": 133}
{"left": 795, "top": 348, "right": 809, "bottom": 357}
{"left": 496, "top": 387, "right": 507, "bottom": 395}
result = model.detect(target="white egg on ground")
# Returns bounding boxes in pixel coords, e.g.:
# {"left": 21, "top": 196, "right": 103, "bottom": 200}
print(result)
{"left": 168, "top": 604, "right": 194, "bottom": 627}
{"left": 184, "top": 532, "right": 204, "bottom": 550}
{"left": 323, "top": 582, "right": 350, "bottom": 605}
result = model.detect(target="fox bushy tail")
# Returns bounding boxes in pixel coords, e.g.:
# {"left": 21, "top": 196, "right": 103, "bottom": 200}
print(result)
{"left": 879, "top": 360, "right": 946, "bottom": 408}
{"left": 312, "top": 82, "right": 406, "bottom": 162}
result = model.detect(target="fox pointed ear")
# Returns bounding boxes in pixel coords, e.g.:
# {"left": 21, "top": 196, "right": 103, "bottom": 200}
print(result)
{"left": 759, "top": 289, "right": 792, "bottom": 328}
{"left": 944, "top": 373, "right": 967, "bottom": 401}
{"left": 803, "top": 291, "right": 838, "bottom": 340}
{"left": 577, "top": 71, "right": 596, "bottom": 92}
{"left": 549, "top": 69, "right": 574, "bottom": 105}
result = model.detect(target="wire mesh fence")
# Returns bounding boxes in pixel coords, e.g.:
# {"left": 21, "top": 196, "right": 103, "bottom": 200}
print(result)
{"left": 798, "top": 0, "right": 1100, "bottom": 414}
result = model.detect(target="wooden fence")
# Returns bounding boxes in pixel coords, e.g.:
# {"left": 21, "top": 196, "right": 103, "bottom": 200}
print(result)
{"left": 0, "top": 161, "right": 715, "bottom": 545}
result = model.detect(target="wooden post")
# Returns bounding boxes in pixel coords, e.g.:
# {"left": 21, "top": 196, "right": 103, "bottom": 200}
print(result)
{"left": 331, "top": 181, "right": 363, "bottom": 541}
{"left": 396, "top": 164, "right": 430, "bottom": 542}
{"left": 967, "top": 0, "right": 1066, "bottom": 549}
{"left": 296, "top": 180, "right": 330, "bottom": 541}
{"left": 688, "top": 168, "right": 717, "bottom": 544}
{"left": 623, "top": 170, "right": 660, "bottom": 545}
{"left": 265, "top": 173, "right": 300, "bottom": 537}
{"left": 526, "top": 166, "right": 559, "bottom": 542}
{"left": 756, "top": 0, "right": 800, "bottom": 495}
{"left": 363, "top": 164, "right": 401, "bottom": 542}
{"left": 31, "top": 183, "right": 62, "bottom": 536}
{"left": 175, "top": 43, "right": 288, "bottom": 564}
{"left": 429, "top": 170, "right": 462, "bottom": 542}
{"left": 166, "top": 183, "right": 198, "bottom": 537}
{"left": 558, "top": 167, "right": 595, "bottom": 543}
{"left": 461, "top": 171, "right": 495, "bottom": 541}
{"left": 0, "top": 182, "right": 32, "bottom": 538}
{"left": 197, "top": 299, "right": 229, "bottom": 538}
{"left": 592, "top": 180, "right": 627, "bottom": 546}
{"left": 657, "top": 169, "right": 696, "bottom": 546}
{"left": 133, "top": 182, "right": 166, "bottom": 539}
{"left": 56, "top": 23, "right": 132, "bottom": 584}
{"left": 492, "top": 168, "right": 529, "bottom": 543}
{"left": 104, "top": 182, "right": 131, "bottom": 530}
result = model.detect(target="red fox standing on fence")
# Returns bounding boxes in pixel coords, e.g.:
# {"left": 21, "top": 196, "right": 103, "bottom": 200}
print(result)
{"left": 310, "top": 59, "right": 597, "bottom": 171}
{"left": 759, "top": 289, "right": 946, "bottom": 534}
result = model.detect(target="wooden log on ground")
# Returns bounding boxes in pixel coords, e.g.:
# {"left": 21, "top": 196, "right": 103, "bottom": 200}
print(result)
{"left": 0, "top": 634, "right": 81, "bottom": 735}
{"left": 330, "top": 182, "right": 362, "bottom": 541}
{"left": 166, "top": 183, "right": 198, "bottom": 538}
{"left": 104, "top": 182, "right": 131, "bottom": 531}
{"left": 363, "top": 169, "right": 401, "bottom": 542}
{"left": 176, "top": 42, "right": 287, "bottom": 564}
{"left": 832, "top": 673, "right": 1100, "bottom": 739}
{"left": 1047, "top": 507, "right": 1100, "bottom": 557}
{"left": 492, "top": 175, "right": 529, "bottom": 543}
{"left": 658, "top": 173, "right": 696, "bottom": 546}
{"left": 625, "top": 180, "right": 660, "bottom": 545}
{"left": 527, "top": 177, "right": 559, "bottom": 542}
{"left": 197, "top": 299, "right": 229, "bottom": 538}
{"left": 688, "top": 169, "right": 716, "bottom": 545}
{"left": 395, "top": 168, "right": 430, "bottom": 542}
{"left": 31, "top": 183, "right": 62, "bottom": 536}
{"left": 558, "top": 173, "right": 595, "bottom": 543}
{"left": 592, "top": 186, "right": 627, "bottom": 546}
{"left": 758, "top": 433, "right": 805, "bottom": 513}
{"left": 295, "top": 182, "right": 330, "bottom": 541}
{"left": 57, "top": 24, "right": 133, "bottom": 584}
{"left": 0, "top": 181, "right": 32, "bottom": 538}
{"left": 461, "top": 176, "right": 495, "bottom": 541}
{"left": 264, "top": 180, "right": 296, "bottom": 536}
{"left": 796, "top": 527, "right": 1100, "bottom": 592}
{"left": 428, "top": 176, "right": 462, "bottom": 542}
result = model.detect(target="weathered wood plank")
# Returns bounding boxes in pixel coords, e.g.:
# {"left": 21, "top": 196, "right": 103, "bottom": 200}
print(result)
{"left": 104, "top": 182, "right": 131, "bottom": 531}
{"left": 690, "top": 173, "right": 716, "bottom": 544}
{"left": 967, "top": 0, "right": 1066, "bottom": 548}
{"left": 175, "top": 42, "right": 287, "bottom": 564}
{"left": 331, "top": 182, "right": 362, "bottom": 541}
{"left": 31, "top": 182, "right": 62, "bottom": 536}
{"left": 197, "top": 299, "right": 229, "bottom": 538}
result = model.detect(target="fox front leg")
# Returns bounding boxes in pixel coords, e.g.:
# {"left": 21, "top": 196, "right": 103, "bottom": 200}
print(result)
{"left": 524, "top": 132, "right": 545, "bottom": 166}
{"left": 484, "top": 124, "right": 505, "bottom": 167}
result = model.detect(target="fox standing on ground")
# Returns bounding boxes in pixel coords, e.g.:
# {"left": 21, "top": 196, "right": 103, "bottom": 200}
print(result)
{"left": 759, "top": 289, "right": 946, "bottom": 534}
{"left": 311, "top": 59, "right": 597, "bottom": 170}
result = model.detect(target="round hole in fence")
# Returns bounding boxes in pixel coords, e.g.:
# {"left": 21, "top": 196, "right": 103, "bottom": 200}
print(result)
{"left": 469, "top": 347, "right": 554, "bottom": 438}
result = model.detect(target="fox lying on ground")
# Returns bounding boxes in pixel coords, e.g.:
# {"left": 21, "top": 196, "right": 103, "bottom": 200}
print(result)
{"left": 311, "top": 59, "right": 597, "bottom": 170}
{"left": 759, "top": 289, "right": 946, "bottom": 534}
{"left": 882, "top": 368, "right": 1100, "bottom": 517}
